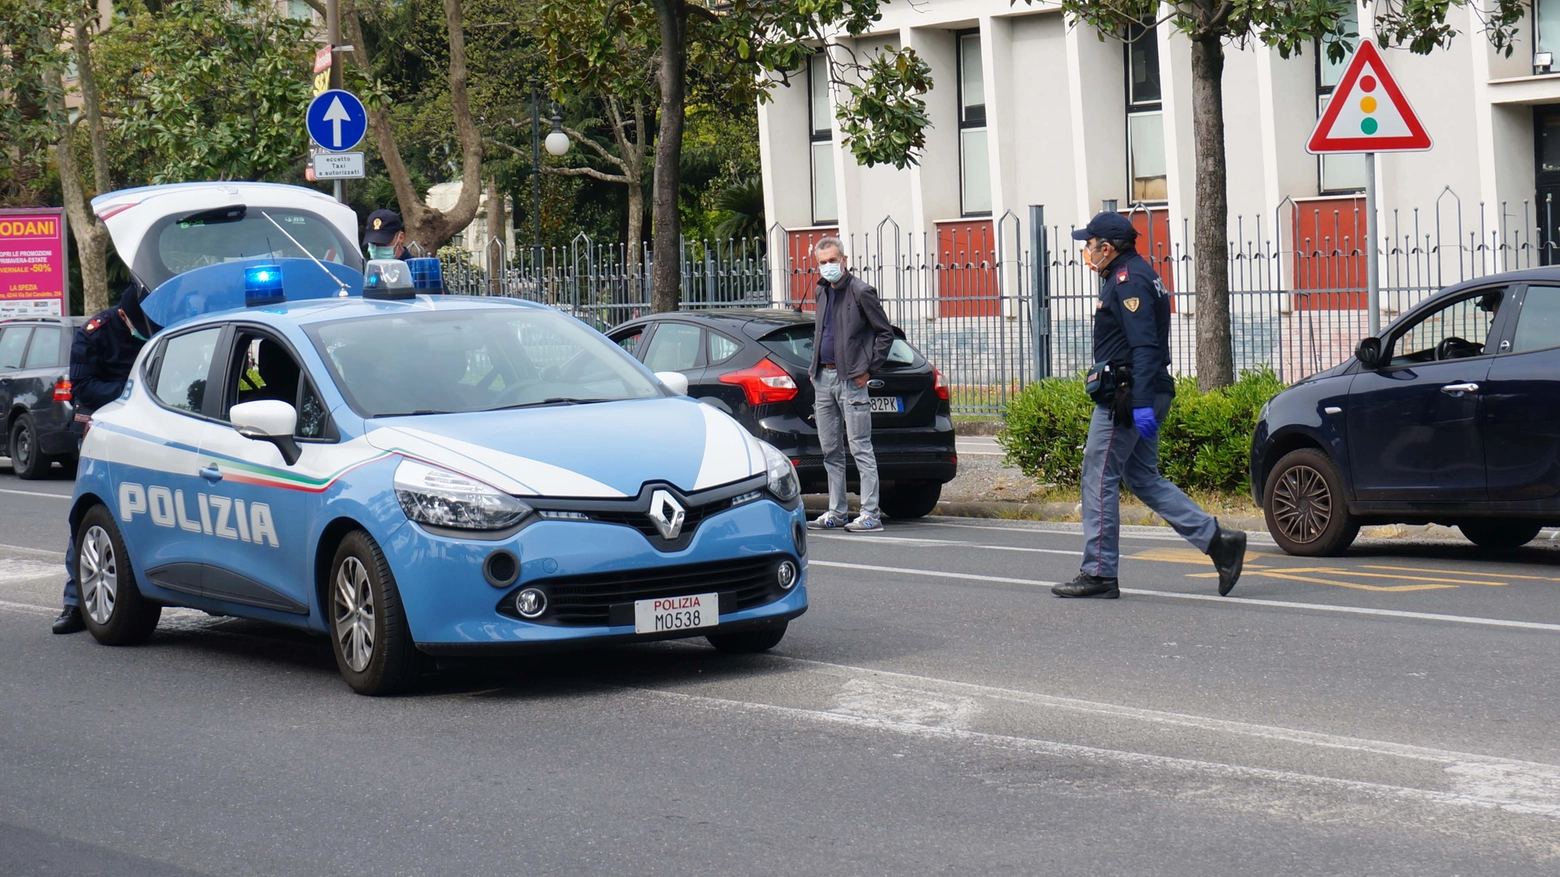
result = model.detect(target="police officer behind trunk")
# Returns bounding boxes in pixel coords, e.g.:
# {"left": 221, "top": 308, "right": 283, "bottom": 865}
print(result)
{"left": 364, "top": 209, "right": 414, "bottom": 261}
{"left": 1051, "top": 212, "right": 1247, "bottom": 600}
{"left": 52, "top": 284, "right": 157, "bottom": 634}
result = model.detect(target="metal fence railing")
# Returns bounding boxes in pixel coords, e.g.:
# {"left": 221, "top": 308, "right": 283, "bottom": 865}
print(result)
{"left": 439, "top": 188, "right": 1556, "bottom": 417}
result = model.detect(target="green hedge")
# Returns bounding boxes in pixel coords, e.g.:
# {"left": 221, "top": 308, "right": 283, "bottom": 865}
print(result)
{"left": 997, "top": 369, "right": 1285, "bottom": 493}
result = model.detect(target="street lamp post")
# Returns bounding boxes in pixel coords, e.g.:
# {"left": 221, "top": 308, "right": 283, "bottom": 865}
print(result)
{"left": 528, "top": 80, "right": 570, "bottom": 265}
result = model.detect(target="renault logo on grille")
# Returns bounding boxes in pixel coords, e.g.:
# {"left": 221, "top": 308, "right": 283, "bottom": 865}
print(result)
{"left": 647, "top": 489, "right": 686, "bottom": 540}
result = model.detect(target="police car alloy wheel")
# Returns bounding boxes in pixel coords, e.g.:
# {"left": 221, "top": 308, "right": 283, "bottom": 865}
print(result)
{"left": 77, "top": 506, "right": 161, "bottom": 646}
{"left": 327, "top": 530, "right": 421, "bottom": 696}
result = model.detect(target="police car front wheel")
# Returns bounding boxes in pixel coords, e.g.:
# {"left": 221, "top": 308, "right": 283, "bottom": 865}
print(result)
{"left": 327, "top": 530, "right": 421, "bottom": 696}
{"left": 77, "top": 506, "right": 161, "bottom": 645}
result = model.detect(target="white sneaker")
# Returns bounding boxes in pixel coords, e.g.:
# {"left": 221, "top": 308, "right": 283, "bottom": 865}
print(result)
{"left": 807, "top": 511, "right": 849, "bottom": 530}
{"left": 844, "top": 514, "right": 885, "bottom": 533}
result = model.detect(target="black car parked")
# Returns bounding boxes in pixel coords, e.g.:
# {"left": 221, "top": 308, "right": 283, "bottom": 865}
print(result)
{"left": 1, "top": 316, "right": 82, "bottom": 479}
{"left": 1251, "top": 270, "right": 1560, "bottom": 555}
{"left": 607, "top": 309, "right": 957, "bottom": 519}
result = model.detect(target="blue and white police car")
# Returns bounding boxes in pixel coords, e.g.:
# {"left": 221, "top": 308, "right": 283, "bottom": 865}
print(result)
{"left": 71, "top": 183, "right": 807, "bottom": 694}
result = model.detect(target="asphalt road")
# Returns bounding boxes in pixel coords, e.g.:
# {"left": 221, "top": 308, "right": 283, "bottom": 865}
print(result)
{"left": 4, "top": 460, "right": 1560, "bottom": 875}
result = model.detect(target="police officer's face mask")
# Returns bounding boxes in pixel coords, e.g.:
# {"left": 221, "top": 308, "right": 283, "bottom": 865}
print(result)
{"left": 1084, "top": 240, "right": 1113, "bottom": 274}
{"left": 367, "top": 244, "right": 396, "bottom": 261}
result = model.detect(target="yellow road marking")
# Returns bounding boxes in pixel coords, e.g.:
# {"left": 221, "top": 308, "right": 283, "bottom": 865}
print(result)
{"left": 1363, "top": 564, "right": 1560, "bottom": 583}
{"left": 1251, "top": 570, "right": 1457, "bottom": 592}
{"left": 1283, "top": 567, "right": 1506, "bottom": 587}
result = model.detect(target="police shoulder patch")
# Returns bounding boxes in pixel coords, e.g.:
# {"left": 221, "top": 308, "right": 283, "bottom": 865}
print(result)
{"left": 84, "top": 318, "right": 101, "bottom": 334}
{"left": 1123, "top": 297, "right": 1140, "bottom": 313}
{"left": 1116, "top": 270, "right": 1129, "bottom": 283}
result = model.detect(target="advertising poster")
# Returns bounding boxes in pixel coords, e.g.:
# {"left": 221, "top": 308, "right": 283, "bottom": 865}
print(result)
{"left": 0, "top": 208, "right": 68, "bottom": 319}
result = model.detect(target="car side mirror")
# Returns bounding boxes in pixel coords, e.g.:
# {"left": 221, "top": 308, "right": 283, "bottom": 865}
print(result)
{"left": 655, "top": 371, "right": 689, "bottom": 396}
{"left": 1355, "top": 337, "right": 1383, "bottom": 370}
{"left": 231, "top": 400, "right": 301, "bottom": 466}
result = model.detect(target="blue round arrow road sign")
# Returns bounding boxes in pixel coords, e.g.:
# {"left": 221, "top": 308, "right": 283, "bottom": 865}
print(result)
{"left": 306, "top": 89, "right": 368, "bottom": 152}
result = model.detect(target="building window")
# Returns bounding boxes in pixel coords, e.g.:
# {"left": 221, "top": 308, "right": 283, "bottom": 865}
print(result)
{"left": 1125, "top": 20, "right": 1166, "bottom": 203}
{"left": 957, "top": 31, "right": 992, "bottom": 216}
{"left": 808, "top": 53, "right": 838, "bottom": 225}
{"left": 1316, "top": 7, "right": 1366, "bottom": 192}
{"left": 1539, "top": 0, "right": 1560, "bottom": 61}
{"left": 288, "top": 0, "right": 315, "bottom": 21}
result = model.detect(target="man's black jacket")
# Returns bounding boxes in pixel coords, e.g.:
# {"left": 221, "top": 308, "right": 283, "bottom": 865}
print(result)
{"left": 70, "top": 288, "right": 152, "bottom": 418}
{"left": 808, "top": 272, "right": 895, "bottom": 382}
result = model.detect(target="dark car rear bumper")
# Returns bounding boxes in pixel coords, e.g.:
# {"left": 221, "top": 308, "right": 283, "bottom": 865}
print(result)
{"left": 755, "top": 413, "right": 958, "bottom": 489}
{"left": 33, "top": 402, "right": 77, "bottom": 456}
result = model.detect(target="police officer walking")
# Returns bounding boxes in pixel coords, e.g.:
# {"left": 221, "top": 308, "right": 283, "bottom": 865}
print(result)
{"left": 1051, "top": 213, "right": 1247, "bottom": 600}
{"left": 52, "top": 284, "right": 157, "bottom": 634}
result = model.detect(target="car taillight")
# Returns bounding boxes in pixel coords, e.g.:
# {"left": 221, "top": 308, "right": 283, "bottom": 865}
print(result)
{"left": 933, "top": 366, "right": 950, "bottom": 401}
{"left": 719, "top": 357, "right": 799, "bottom": 406}
{"left": 53, "top": 378, "right": 72, "bottom": 402}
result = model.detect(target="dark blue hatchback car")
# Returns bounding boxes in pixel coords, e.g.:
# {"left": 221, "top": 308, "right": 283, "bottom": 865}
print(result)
{"left": 1, "top": 316, "right": 81, "bottom": 479}
{"left": 1251, "top": 270, "right": 1560, "bottom": 555}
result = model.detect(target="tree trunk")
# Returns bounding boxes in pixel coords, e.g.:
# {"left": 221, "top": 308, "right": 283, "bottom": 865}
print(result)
{"left": 72, "top": 15, "right": 111, "bottom": 194}
{"left": 649, "top": 0, "right": 689, "bottom": 313}
{"left": 485, "top": 176, "right": 506, "bottom": 296}
{"left": 1189, "top": 34, "right": 1234, "bottom": 390}
{"left": 43, "top": 67, "right": 110, "bottom": 315}
{"left": 340, "top": 0, "right": 484, "bottom": 253}
{"left": 627, "top": 178, "right": 645, "bottom": 302}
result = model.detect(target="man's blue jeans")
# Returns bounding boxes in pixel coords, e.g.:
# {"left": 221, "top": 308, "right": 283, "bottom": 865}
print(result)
{"left": 1079, "top": 392, "right": 1218, "bottom": 579}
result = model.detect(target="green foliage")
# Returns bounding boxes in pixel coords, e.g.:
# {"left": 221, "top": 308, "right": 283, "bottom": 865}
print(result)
{"left": 998, "top": 370, "right": 1285, "bottom": 494}
{"left": 711, "top": 174, "right": 766, "bottom": 241}
{"left": 95, "top": 0, "right": 314, "bottom": 185}
{"left": 537, "top": 0, "right": 934, "bottom": 171}
{"left": 997, "top": 374, "right": 1097, "bottom": 486}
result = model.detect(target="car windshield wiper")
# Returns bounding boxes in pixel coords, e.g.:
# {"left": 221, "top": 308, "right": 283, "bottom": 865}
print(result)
{"left": 373, "top": 409, "right": 447, "bottom": 417}
{"left": 486, "top": 397, "right": 611, "bottom": 411}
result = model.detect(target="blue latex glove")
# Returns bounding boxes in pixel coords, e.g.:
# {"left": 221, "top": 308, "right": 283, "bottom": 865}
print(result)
{"left": 1132, "top": 406, "right": 1159, "bottom": 441}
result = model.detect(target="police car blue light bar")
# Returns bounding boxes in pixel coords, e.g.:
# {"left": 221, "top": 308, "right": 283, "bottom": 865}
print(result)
{"left": 244, "top": 264, "right": 285, "bottom": 307}
{"left": 406, "top": 257, "right": 443, "bottom": 292}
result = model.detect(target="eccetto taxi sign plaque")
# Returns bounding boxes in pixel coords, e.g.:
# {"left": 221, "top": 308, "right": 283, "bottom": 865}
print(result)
{"left": 312, "top": 151, "right": 365, "bottom": 179}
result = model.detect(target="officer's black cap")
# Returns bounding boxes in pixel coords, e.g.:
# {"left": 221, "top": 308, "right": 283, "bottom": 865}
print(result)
{"left": 1071, "top": 212, "right": 1137, "bottom": 242}
{"left": 364, "top": 209, "right": 403, "bottom": 245}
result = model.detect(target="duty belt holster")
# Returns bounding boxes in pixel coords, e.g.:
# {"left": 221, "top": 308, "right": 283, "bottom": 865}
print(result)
{"left": 1084, "top": 360, "right": 1134, "bottom": 426}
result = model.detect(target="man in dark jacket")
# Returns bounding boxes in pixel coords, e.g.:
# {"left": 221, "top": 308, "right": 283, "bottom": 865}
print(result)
{"left": 806, "top": 236, "right": 896, "bottom": 533}
{"left": 364, "top": 209, "right": 415, "bottom": 261}
{"left": 1051, "top": 212, "right": 1247, "bottom": 600}
{"left": 52, "top": 283, "right": 157, "bottom": 634}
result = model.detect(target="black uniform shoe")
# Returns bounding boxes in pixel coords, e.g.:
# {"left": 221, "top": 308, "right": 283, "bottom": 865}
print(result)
{"left": 52, "top": 606, "right": 86, "bottom": 635}
{"left": 1051, "top": 573, "right": 1121, "bottom": 599}
{"left": 1207, "top": 525, "right": 1248, "bottom": 597}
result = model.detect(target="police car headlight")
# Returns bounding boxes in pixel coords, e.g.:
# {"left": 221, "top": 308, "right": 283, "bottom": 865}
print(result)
{"left": 761, "top": 441, "right": 799, "bottom": 502}
{"left": 394, "top": 459, "right": 532, "bottom": 530}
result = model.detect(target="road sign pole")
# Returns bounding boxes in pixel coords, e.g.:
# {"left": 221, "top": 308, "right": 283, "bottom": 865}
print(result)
{"left": 1365, "top": 151, "right": 1379, "bottom": 336}
{"left": 327, "top": 0, "right": 343, "bottom": 203}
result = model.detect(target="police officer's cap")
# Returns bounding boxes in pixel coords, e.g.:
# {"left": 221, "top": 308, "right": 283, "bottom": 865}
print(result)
{"left": 364, "top": 209, "right": 404, "bottom": 245}
{"left": 1071, "top": 212, "right": 1137, "bottom": 243}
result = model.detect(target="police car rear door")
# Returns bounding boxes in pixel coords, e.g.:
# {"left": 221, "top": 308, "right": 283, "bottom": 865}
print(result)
{"left": 122, "top": 324, "right": 227, "bottom": 600}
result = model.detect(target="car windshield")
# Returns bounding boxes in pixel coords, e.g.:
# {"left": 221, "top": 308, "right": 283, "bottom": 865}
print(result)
{"left": 305, "top": 307, "right": 664, "bottom": 417}
{"left": 139, "top": 208, "right": 359, "bottom": 289}
{"left": 760, "top": 325, "right": 918, "bottom": 367}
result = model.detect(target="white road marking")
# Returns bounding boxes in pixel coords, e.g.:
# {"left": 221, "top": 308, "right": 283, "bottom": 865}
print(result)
{"left": 0, "top": 543, "right": 66, "bottom": 560}
{"left": 811, "top": 533, "right": 1082, "bottom": 556}
{"left": 907, "top": 517, "right": 1261, "bottom": 544}
{"left": 0, "top": 598, "right": 55, "bottom": 616}
{"left": 807, "top": 559, "right": 1560, "bottom": 633}
{"left": 649, "top": 647, "right": 1560, "bottom": 816}
{"left": 0, "top": 487, "right": 71, "bottom": 500}
{"left": 635, "top": 686, "right": 1560, "bottom": 817}
{"left": 0, "top": 557, "right": 64, "bottom": 583}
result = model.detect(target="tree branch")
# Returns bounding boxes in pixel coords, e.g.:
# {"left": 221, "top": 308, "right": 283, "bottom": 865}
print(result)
{"left": 543, "top": 165, "right": 631, "bottom": 184}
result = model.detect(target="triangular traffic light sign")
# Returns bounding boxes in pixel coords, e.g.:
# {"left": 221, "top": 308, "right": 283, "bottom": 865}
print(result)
{"left": 1307, "top": 40, "right": 1431, "bottom": 154}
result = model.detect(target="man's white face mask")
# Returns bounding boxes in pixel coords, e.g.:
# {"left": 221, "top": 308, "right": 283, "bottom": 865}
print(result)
{"left": 819, "top": 262, "right": 844, "bottom": 283}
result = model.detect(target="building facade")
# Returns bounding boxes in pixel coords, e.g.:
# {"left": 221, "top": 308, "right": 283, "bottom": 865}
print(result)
{"left": 759, "top": 1, "right": 1560, "bottom": 286}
